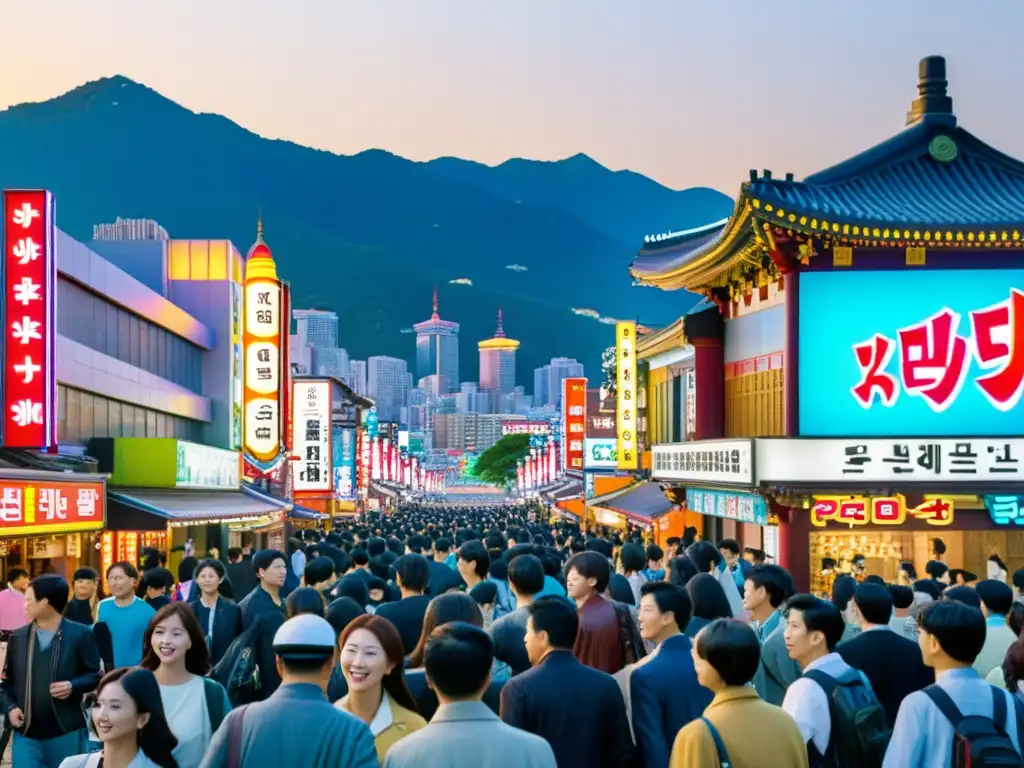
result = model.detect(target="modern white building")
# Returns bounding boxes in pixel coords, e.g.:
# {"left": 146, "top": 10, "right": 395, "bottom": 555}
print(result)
{"left": 413, "top": 288, "right": 459, "bottom": 394}
{"left": 293, "top": 308, "right": 339, "bottom": 349}
{"left": 368, "top": 356, "right": 410, "bottom": 422}
{"left": 546, "top": 357, "right": 585, "bottom": 408}
{"left": 92, "top": 217, "right": 169, "bottom": 242}
{"left": 349, "top": 360, "right": 368, "bottom": 397}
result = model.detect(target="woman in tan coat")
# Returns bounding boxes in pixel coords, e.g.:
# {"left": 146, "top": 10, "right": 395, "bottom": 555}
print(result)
{"left": 670, "top": 619, "right": 807, "bottom": 768}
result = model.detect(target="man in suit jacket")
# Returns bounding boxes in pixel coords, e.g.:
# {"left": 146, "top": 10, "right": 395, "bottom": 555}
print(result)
{"left": 630, "top": 582, "right": 712, "bottom": 768}
{"left": 500, "top": 596, "right": 634, "bottom": 768}
{"left": 226, "top": 547, "right": 258, "bottom": 602}
{"left": 836, "top": 582, "right": 933, "bottom": 727}
{"left": 384, "top": 623, "right": 555, "bottom": 768}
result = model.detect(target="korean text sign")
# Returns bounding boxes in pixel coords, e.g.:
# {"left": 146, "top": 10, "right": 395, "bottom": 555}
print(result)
{"left": 0, "top": 479, "right": 104, "bottom": 537}
{"left": 243, "top": 268, "right": 282, "bottom": 461}
{"left": 291, "top": 380, "right": 331, "bottom": 492}
{"left": 2, "top": 190, "right": 56, "bottom": 449}
{"left": 798, "top": 270, "right": 1024, "bottom": 437}
{"left": 561, "top": 377, "right": 587, "bottom": 472}
{"left": 616, "top": 322, "right": 638, "bottom": 469}
{"left": 812, "top": 495, "right": 954, "bottom": 528}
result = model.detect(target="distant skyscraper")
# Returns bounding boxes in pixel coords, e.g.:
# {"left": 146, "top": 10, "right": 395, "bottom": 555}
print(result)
{"left": 547, "top": 357, "right": 585, "bottom": 408}
{"left": 368, "top": 356, "right": 410, "bottom": 422}
{"left": 313, "top": 346, "right": 350, "bottom": 381}
{"left": 478, "top": 309, "right": 519, "bottom": 394}
{"left": 413, "top": 288, "right": 460, "bottom": 394}
{"left": 534, "top": 366, "right": 549, "bottom": 407}
{"left": 349, "top": 360, "right": 368, "bottom": 396}
{"left": 293, "top": 309, "right": 339, "bottom": 349}
{"left": 290, "top": 335, "right": 314, "bottom": 375}
{"left": 93, "top": 217, "right": 169, "bottom": 241}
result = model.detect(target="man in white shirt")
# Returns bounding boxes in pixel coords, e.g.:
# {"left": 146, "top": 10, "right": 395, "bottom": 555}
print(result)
{"left": 781, "top": 594, "right": 862, "bottom": 762}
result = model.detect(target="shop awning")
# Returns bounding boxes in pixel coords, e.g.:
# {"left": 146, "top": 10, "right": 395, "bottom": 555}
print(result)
{"left": 593, "top": 481, "right": 673, "bottom": 522}
{"left": 545, "top": 478, "right": 584, "bottom": 500}
{"left": 290, "top": 503, "right": 327, "bottom": 520}
{"left": 108, "top": 487, "right": 287, "bottom": 527}
{"left": 370, "top": 481, "right": 400, "bottom": 499}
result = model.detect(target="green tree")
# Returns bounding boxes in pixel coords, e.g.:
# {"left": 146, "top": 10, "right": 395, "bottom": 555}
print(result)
{"left": 472, "top": 433, "right": 531, "bottom": 485}
{"left": 602, "top": 344, "right": 617, "bottom": 396}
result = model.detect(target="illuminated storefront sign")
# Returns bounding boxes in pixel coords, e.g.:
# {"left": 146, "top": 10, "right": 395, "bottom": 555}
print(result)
{"left": 986, "top": 495, "right": 1024, "bottom": 526}
{"left": 291, "top": 380, "right": 331, "bottom": 492}
{"left": 501, "top": 420, "right": 551, "bottom": 436}
{"left": 652, "top": 440, "right": 754, "bottom": 486}
{"left": 333, "top": 427, "right": 356, "bottom": 500}
{"left": 616, "top": 322, "right": 638, "bottom": 469}
{"left": 109, "top": 438, "right": 239, "bottom": 490}
{"left": 561, "top": 377, "right": 587, "bottom": 472}
{"left": 687, "top": 488, "right": 768, "bottom": 525}
{"left": 812, "top": 495, "right": 954, "bottom": 528}
{"left": 583, "top": 438, "right": 617, "bottom": 470}
{"left": 176, "top": 441, "right": 240, "bottom": 489}
{"left": 2, "top": 190, "right": 56, "bottom": 449}
{"left": 799, "top": 271, "right": 1024, "bottom": 437}
{"left": 0, "top": 479, "right": 104, "bottom": 537}
{"left": 243, "top": 233, "right": 282, "bottom": 462}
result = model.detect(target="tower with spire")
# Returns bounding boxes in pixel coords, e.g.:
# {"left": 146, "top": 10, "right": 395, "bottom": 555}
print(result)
{"left": 478, "top": 308, "right": 519, "bottom": 395}
{"left": 412, "top": 286, "right": 460, "bottom": 395}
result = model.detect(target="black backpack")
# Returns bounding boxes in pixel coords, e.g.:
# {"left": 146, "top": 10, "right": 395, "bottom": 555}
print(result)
{"left": 211, "top": 622, "right": 263, "bottom": 706}
{"left": 804, "top": 668, "right": 890, "bottom": 768}
{"left": 924, "top": 685, "right": 1024, "bottom": 767}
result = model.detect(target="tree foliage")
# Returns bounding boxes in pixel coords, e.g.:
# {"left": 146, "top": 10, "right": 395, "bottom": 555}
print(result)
{"left": 601, "top": 344, "right": 617, "bottom": 396}
{"left": 471, "top": 433, "right": 531, "bottom": 485}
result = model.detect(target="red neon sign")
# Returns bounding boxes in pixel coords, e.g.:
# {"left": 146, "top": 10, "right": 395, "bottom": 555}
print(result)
{"left": 562, "top": 377, "right": 587, "bottom": 471}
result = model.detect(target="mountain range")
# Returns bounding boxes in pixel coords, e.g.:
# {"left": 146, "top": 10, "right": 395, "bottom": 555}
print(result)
{"left": 0, "top": 76, "right": 733, "bottom": 383}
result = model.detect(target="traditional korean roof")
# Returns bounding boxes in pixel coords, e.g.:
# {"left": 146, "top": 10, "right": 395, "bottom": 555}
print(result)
{"left": 631, "top": 56, "right": 1024, "bottom": 293}
{"left": 637, "top": 317, "right": 686, "bottom": 360}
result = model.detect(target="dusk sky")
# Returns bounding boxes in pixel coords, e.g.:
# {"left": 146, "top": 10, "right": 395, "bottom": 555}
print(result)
{"left": 4, "top": 1, "right": 1024, "bottom": 196}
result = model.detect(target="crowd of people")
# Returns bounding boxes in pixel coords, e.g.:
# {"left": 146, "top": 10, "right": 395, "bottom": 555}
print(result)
{"left": 1, "top": 504, "right": 1024, "bottom": 767}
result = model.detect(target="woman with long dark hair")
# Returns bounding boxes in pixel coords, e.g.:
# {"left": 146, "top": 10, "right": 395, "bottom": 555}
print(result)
{"left": 335, "top": 614, "right": 426, "bottom": 761}
{"left": 58, "top": 667, "right": 178, "bottom": 768}
{"left": 285, "top": 585, "right": 328, "bottom": 619}
{"left": 139, "top": 603, "right": 230, "bottom": 768}
{"left": 684, "top": 573, "right": 733, "bottom": 638}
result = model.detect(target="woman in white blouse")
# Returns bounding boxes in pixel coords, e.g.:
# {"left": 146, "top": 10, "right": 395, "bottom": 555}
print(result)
{"left": 139, "top": 603, "right": 231, "bottom": 768}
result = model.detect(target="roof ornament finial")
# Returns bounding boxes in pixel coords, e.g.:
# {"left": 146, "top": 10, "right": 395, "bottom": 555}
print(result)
{"left": 256, "top": 208, "right": 264, "bottom": 244}
{"left": 906, "top": 55, "right": 955, "bottom": 128}
{"left": 432, "top": 286, "right": 439, "bottom": 317}
{"left": 495, "top": 308, "right": 505, "bottom": 338}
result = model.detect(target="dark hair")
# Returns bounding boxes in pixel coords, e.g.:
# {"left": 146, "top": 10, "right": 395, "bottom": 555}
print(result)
{"left": 457, "top": 541, "right": 490, "bottom": 580}
{"left": 424, "top": 622, "right": 493, "bottom": 700}
{"left": 286, "top": 587, "right": 328, "bottom": 619}
{"left": 227, "top": 547, "right": 243, "bottom": 561}
{"left": 686, "top": 541, "right": 723, "bottom": 573}
{"left": 646, "top": 544, "right": 664, "bottom": 563}
{"left": 303, "top": 556, "right": 336, "bottom": 587}
{"left": 339, "top": 614, "right": 420, "bottom": 713}
{"left": 565, "top": 551, "right": 611, "bottom": 594}
{"left": 469, "top": 581, "right": 498, "bottom": 606}
{"left": 1002, "top": 604, "right": 1024, "bottom": 691}
{"left": 193, "top": 559, "right": 225, "bottom": 581}
{"left": 976, "top": 579, "right": 1014, "bottom": 616}
{"left": 925, "top": 560, "right": 949, "bottom": 580}
{"left": 784, "top": 594, "right": 845, "bottom": 652}
{"left": 718, "top": 539, "right": 740, "bottom": 555}
{"left": 351, "top": 549, "right": 370, "bottom": 568}
{"left": 914, "top": 579, "right": 943, "bottom": 601}
{"left": 88, "top": 668, "right": 178, "bottom": 768}
{"left": 366, "top": 537, "right": 386, "bottom": 558}
{"left": 900, "top": 562, "right": 918, "bottom": 580}
{"left": 668, "top": 555, "right": 699, "bottom": 587}
{"left": 944, "top": 586, "right": 982, "bottom": 610}
{"left": 434, "top": 537, "right": 452, "bottom": 554}
{"left": 334, "top": 573, "right": 370, "bottom": 608}
{"left": 864, "top": 575, "right": 886, "bottom": 587}
{"left": 746, "top": 564, "right": 794, "bottom": 609}
{"left": 394, "top": 554, "right": 430, "bottom": 594}
{"left": 140, "top": 602, "right": 211, "bottom": 676}
{"left": 950, "top": 569, "right": 977, "bottom": 585}
{"left": 6, "top": 568, "right": 28, "bottom": 583}
{"left": 687, "top": 573, "right": 732, "bottom": 621}
{"left": 326, "top": 596, "right": 366, "bottom": 636}
{"left": 177, "top": 557, "right": 198, "bottom": 585}
{"left": 526, "top": 595, "right": 579, "bottom": 649}
{"left": 887, "top": 584, "right": 914, "bottom": 610}
{"left": 253, "top": 549, "right": 286, "bottom": 578}
{"left": 29, "top": 574, "right": 69, "bottom": 614}
{"left": 107, "top": 561, "right": 139, "bottom": 580}
{"left": 619, "top": 543, "right": 646, "bottom": 575}
{"left": 508, "top": 554, "right": 545, "bottom": 597}
{"left": 831, "top": 575, "right": 857, "bottom": 613}
{"left": 920, "top": 599, "right": 986, "bottom": 664}
{"left": 933, "top": 538, "right": 947, "bottom": 556}
{"left": 640, "top": 581, "right": 692, "bottom": 630}
{"left": 1013, "top": 568, "right": 1024, "bottom": 594}
{"left": 853, "top": 583, "right": 893, "bottom": 625}
{"left": 407, "top": 593, "right": 483, "bottom": 668}
{"left": 142, "top": 568, "right": 174, "bottom": 593}
{"left": 695, "top": 618, "right": 761, "bottom": 686}
{"left": 73, "top": 567, "right": 98, "bottom": 582}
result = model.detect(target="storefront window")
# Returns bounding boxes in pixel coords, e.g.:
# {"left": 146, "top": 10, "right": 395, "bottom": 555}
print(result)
{"left": 58, "top": 385, "right": 204, "bottom": 446}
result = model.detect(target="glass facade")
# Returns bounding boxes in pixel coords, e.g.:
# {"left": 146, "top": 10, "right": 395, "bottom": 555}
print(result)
{"left": 57, "top": 384, "right": 204, "bottom": 446}
{"left": 57, "top": 278, "right": 203, "bottom": 392}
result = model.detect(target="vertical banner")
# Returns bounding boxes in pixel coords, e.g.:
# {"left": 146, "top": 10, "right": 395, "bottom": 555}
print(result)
{"left": 2, "top": 190, "right": 56, "bottom": 449}
{"left": 332, "top": 427, "right": 356, "bottom": 500}
{"left": 561, "top": 376, "right": 587, "bottom": 473}
{"left": 291, "top": 379, "right": 331, "bottom": 492}
{"left": 279, "top": 281, "right": 292, "bottom": 453}
{"left": 616, "top": 321, "right": 638, "bottom": 470}
{"left": 243, "top": 251, "right": 282, "bottom": 462}
{"left": 229, "top": 281, "right": 243, "bottom": 451}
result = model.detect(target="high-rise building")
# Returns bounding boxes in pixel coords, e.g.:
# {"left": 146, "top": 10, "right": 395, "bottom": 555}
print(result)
{"left": 534, "top": 366, "right": 549, "bottom": 407}
{"left": 349, "top": 360, "right": 368, "bottom": 396}
{"left": 368, "top": 356, "right": 410, "bottom": 422}
{"left": 413, "top": 288, "right": 460, "bottom": 394}
{"left": 478, "top": 309, "right": 518, "bottom": 394}
{"left": 313, "top": 346, "right": 349, "bottom": 381}
{"left": 290, "top": 335, "right": 314, "bottom": 375}
{"left": 433, "top": 413, "right": 508, "bottom": 452}
{"left": 546, "top": 357, "right": 585, "bottom": 408}
{"left": 293, "top": 309, "right": 339, "bottom": 349}
{"left": 93, "top": 217, "right": 169, "bottom": 241}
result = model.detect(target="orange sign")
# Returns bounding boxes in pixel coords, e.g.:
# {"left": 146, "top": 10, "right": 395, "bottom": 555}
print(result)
{"left": 0, "top": 479, "right": 105, "bottom": 537}
{"left": 812, "top": 495, "right": 954, "bottom": 528}
{"left": 562, "top": 377, "right": 587, "bottom": 471}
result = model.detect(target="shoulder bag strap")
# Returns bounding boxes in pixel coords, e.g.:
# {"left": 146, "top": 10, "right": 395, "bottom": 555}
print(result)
{"left": 922, "top": 684, "right": 965, "bottom": 726}
{"left": 992, "top": 686, "right": 1008, "bottom": 731}
{"left": 701, "top": 717, "right": 732, "bottom": 767}
{"left": 226, "top": 705, "right": 248, "bottom": 768}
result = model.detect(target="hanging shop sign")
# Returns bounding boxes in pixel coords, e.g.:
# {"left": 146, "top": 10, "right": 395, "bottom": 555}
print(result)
{"left": 0, "top": 478, "right": 105, "bottom": 537}
{"left": 812, "top": 495, "right": 954, "bottom": 528}
{"left": 365, "top": 408, "right": 379, "bottom": 440}
{"left": 291, "top": 380, "right": 332, "bottom": 492}
{"left": 616, "top": 321, "right": 638, "bottom": 469}
{"left": 584, "top": 438, "right": 618, "bottom": 470}
{"left": 333, "top": 427, "right": 356, "bottom": 500}
{"left": 2, "top": 190, "right": 57, "bottom": 449}
{"left": 176, "top": 441, "right": 240, "bottom": 489}
{"left": 108, "top": 438, "right": 239, "bottom": 490}
{"left": 985, "top": 495, "right": 1024, "bottom": 526}
{"left": 755, "top": 438, "right": 1022, "bottom": 484}
{"left": 561, "top": 377, "right": 587, "bottom": 472}
{"left": 652, "top": 439, "right": 754, "bottom": 486}
{"left": 799, "top": 271, "right": 1024, "bottom": 437}
{"left": 687, "top": 488, "right": 768, "bottom": 525}
{"left": 243, "top": 246, "right": 282, "bottom": 462}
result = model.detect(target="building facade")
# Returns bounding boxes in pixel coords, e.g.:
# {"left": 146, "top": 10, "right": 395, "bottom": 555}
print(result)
{"left": 433, "top": 413, "right": 507, "bottom": 453}
{"left": 413, "top": 288, "right": 459, "bottom": 394}
{"left": 368, "top": 356, "right": 410, "bottom": 421}
{"left": 293, "top": 308, "right": 339, "bottom": 349}
{"left": 478, "top": 309, "right": 518, "bottom": 394}
{"left": 93, "top": 217, "right": 170, "bottom": 242}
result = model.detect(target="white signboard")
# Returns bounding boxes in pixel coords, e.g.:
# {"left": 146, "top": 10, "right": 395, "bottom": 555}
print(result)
{"left": 584, "top": 438, "right": 618, "bottom": 470}
{"left": 243, "top": 277, "right": 281, "bottom": 461}
{"left": 292, "top": 380, "right": 332, "bottom": 492}
{"left": 652, "top": 440, "right": 754, "bottom": 486}
{"left": 176, "top": 441, "right": 240, "bottom": 489}
{"left": 755, "top": 438, "right": 1024, "bottom": 484}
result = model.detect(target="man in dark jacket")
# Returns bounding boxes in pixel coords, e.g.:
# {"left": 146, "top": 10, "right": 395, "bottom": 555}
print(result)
{"left": 836, "top": 582, "right": 933, "bottom": 727}
{"left": 226, "top": 546, "right": 259, "bottom": 602}
{"left": 238, "top": 549, "right": 287, "bottom": 630}
{"left": 375, "top": 554, "right": 432, "bottom": 654}
{"left": 0, "top": 574, "right": 101, "bottom": 767}
{"left": 500, "top": 596, "right": 634, "bottom": 768}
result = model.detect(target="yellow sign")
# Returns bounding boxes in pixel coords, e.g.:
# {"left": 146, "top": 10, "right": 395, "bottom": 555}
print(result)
{"left": 616, "top": 321, "right": 638, "bottom": 470}
{"left": 812, "top": 495, "right": 954, "bottom": 528}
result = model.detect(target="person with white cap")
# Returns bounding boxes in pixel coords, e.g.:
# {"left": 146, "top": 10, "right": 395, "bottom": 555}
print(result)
{"left": 199, "top": 613, "right": 377, "bottom": 768}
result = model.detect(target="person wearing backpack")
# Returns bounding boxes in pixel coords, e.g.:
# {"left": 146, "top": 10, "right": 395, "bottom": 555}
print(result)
{"left": 782, "top": 594, "right": 890, "bottom": 767}
{"left": 883, "top": 600, "right": 1024, "bottom": 768}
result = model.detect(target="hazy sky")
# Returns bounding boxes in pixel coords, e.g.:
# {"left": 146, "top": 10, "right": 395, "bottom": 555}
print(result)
{"left": 4, "top": 1, "right": 1024, "bottom": 195}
